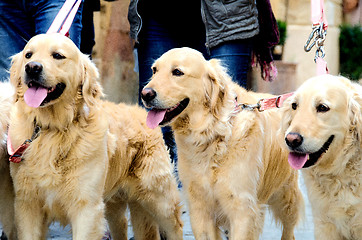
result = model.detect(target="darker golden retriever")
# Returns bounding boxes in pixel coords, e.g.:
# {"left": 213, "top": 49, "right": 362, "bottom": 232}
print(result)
{"left": 8, "top": 33, "right": 183, "bottom": 240}
{"left": 141, "top": 47, "right": 304, "bottom": 240}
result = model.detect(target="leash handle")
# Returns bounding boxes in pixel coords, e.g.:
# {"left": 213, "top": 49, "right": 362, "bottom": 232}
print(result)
{"left": 47, "top": 0, "right": 82, "bottom": 36}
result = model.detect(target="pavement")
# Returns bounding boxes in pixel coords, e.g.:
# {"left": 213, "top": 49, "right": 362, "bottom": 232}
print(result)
{"left": 1, "top": 175, "right": 314, "bottom": 239}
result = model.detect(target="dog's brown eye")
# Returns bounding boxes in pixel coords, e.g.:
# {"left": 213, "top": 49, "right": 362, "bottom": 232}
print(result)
{"left": 25, "top": 52, "right": 32, "bottom": 59}
{"left": 291, "top": 102, "right": 297, "bottom": 110}
{"left": 52, "top": 52, "right": 65, "bottom": 60}
{"left": 152, "top": 67, "right": 157, "bottom": 74}
{"left": 172, "top": 69, "right": 184, "bottom": 76}
{"left": 316, "top": 104, "right": 329, "bottom": 113}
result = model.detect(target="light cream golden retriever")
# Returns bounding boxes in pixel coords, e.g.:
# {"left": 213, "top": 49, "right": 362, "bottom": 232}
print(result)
{"left": 140, "top": 47, "right": 304, "bottom": 240}
{"left": 0, "top": 82, "right": 16, "bottom": 240}
{"left": 280, "top": 74, "right": 362, "bottom": 240}
{"left": 8, "top": 33, "right": 183, "bottom": 240}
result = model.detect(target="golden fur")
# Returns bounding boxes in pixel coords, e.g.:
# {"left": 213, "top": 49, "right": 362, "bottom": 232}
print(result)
{"left": 141, "top": 47, "right": 304, "bottom": 240}
{"left": 0, "top": 82, "right": 16, "bottom": 240}
{"left": 8, "top": 33, "right": 183, "bottom": 240}
{"left": 280, "top": 75, "right": 362, "bottom": 240}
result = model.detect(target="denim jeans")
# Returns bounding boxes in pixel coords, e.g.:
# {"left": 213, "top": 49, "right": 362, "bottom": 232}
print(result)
{"left": 0, "top": 0, "right": 83, "bottom": 82}
{"left": 136, "top": 18, "right": 253, "bottom": 186}
{"left": 210, "top": 39, "right": 253, "bottom": 88}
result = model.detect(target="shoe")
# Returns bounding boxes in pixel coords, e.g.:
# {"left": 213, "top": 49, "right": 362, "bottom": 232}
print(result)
{"left": 0, "top": 231, "right": 8, "bottom": 240}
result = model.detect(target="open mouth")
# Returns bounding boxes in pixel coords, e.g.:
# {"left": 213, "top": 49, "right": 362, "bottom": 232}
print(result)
{"left": 288, "top": 135, "right": 334, "bottom": 170}
{"left": 146, "top": 98, "right": 189, "bottom": 129}
{"left": 24, "top": 81, "right": 66, "bottom": 108}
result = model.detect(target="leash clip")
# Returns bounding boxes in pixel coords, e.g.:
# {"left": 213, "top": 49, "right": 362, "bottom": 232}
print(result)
{"left": 239, "top": 102, "right": 262, "bottom": 112}
{"left": 304, "top": 26, "right": 319, "bottom": 52}
{"left": 31, "top": 125, "right": 41, "bottom": 141}
{"left": 304, "top": 22, "right": 327, "bottom": 52}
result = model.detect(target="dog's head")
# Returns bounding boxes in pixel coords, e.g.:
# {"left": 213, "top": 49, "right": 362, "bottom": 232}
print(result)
{"left": 10, "top": 33, "right": 102, "bottom": 110}
{"left": 280, "top": 74, "right": 362, "bottom": 170}
{"left": 141, "top": 47, "right": 234, "bottom": 130}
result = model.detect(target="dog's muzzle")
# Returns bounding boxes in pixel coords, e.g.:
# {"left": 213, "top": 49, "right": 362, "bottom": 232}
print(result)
{"left": 25, "top": 61, "right": 42, "bottom": 78}
{"left": 141, "top": 88, "right": 157, "bottom": 107}
{"left": 25, "top": 61, "right": 46, "bottom": 85}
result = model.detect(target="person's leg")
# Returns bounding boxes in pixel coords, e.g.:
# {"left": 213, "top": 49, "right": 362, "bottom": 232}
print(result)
{"left": 136, "top": 18, "right": 178, "bottom": 105}
{"left": 0, "top": 0, "right": 33, "bottom": 82}
{"left": 137, "top": 18, "right": 181, "bottom": 185}
{"left": 209, "top": 39, "right": 253, "bottom": 88}
{"left": 79, "top": 0, "right": 95, "bottom": 56}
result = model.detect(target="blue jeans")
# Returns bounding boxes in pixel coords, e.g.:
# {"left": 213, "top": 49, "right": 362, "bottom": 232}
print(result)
{"left": 0, "top": 0, "right": 83, "bottom": 82}
{"left": 210, "top": 39, "right": 253, "bottom": 88}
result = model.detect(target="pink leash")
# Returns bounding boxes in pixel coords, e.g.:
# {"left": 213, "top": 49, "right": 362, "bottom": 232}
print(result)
{"left": 305, "top": 0, "right": 329, "bottom": 75}
{"left": 7, "top": 0, "right": 82, "bottom": 159}
{"left": 47, "top": 0, "right": 82, "bottom": 35}
{"left": 237, "top": 92, "right": 295, "bottom": 112}
{"left": 311, "top": 0, "right": 328, "bottom": 28}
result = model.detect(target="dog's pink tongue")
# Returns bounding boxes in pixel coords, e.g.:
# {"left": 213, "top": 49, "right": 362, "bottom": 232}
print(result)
{"left": 288, "top": 152, "right": 309, "bottom": 170}
{"left": 24, "top": 86, "right": 48, "bottom": 108}
{"left": 146, "top": 109, "right": 166, "bottom": 129}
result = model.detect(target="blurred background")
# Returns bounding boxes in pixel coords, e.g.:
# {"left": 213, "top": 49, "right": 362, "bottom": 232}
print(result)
{"left": 91, "top": 0, "right": 361, "bottom": 104}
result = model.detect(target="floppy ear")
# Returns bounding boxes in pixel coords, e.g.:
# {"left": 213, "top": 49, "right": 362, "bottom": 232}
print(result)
{"left": 9, "top": 52, "right": 23, "bottom": 102}
{"left": 204, "top": 59, "right": 231, "bottom": 119}
{"left": 348, "top": 89, "right": 362, "bottom": 143}
{"left": 81, "top": 54, "right": 104, "bottom": 106}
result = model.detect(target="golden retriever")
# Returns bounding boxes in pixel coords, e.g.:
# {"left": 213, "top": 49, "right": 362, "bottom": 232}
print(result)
{"left": 0, "top": 82, "right": 16, "bottom": 240}
{"left": 8, "top": 33, "right": 183, "bottom": 240}
{"left": 280, "top": 74, "right": 362, "bottom": 240}
{"left": 140, "top": 47, "right": 304, "bottom": 240}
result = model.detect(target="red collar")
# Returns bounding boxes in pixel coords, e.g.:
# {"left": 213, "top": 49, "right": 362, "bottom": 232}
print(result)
{"left": 7, "top": 126, "right": 41, "bottom": 163}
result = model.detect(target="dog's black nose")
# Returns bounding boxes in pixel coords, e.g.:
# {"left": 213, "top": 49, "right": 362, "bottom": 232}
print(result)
{"left": 25, "top": 61, "right": 43, "bottom": 77}
{"left": 141, "top": 88, "right": 157, "bottom": 102}
{"left": 285, "top": 132, "right": 303, "bottom": 149}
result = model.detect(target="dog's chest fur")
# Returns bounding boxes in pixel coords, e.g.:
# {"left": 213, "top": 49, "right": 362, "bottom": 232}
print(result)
{"left": 303, "top": 157, "right": 362, "bottom": 238}
{"left": 10, "top": 116, "right": 108, "bottom": 217}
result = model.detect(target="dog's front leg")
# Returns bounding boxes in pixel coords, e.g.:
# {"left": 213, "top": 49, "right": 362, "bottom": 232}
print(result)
{"left": 71, "top": 200, "right": 106, "bottom": 240}
{"left": 187, "top": 182, "right": 221, "bottom": 240}
{"left": 314, "top": 218, "right": 342, "bottom": 240}
{"left": 228, "top": 208, "right": 260, "bottom": 240}
{"left": 0, "top": 163, "right": 17, "bottom": 240}
{"left": 14, "top": 197, "right": 48, "bottom": 240}
{"left": 215, "top": 160, "right": 261, "bottom": 240}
